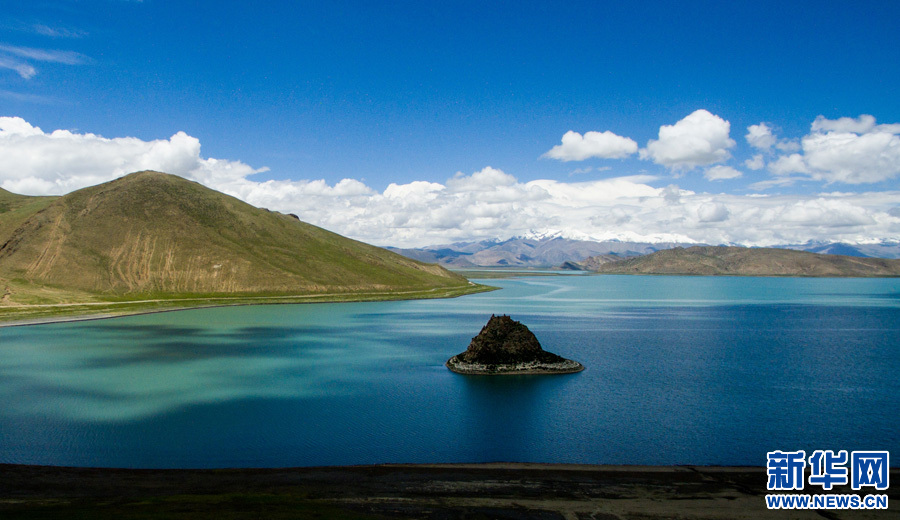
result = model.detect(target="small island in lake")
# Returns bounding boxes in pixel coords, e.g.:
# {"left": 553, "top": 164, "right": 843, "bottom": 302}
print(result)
{"left": 446, "top": 315, "right": 584, "bottom": 375}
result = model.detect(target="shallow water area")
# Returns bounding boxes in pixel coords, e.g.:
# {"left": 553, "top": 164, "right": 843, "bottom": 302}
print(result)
{"left": 1, "top": 275, "right": 898, "bottom": 468}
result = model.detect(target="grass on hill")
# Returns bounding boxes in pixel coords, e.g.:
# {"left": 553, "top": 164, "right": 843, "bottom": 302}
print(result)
{"left": 1, "top": 172, "right": 493, "bottom": 324}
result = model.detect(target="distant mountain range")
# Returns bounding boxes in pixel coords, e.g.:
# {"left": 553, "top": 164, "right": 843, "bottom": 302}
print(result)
{"left": 388, "top": 235, "right": 900, "bottom": 268}
{"left": 387, "top": 237, "right": 684, "bottom": 268}
{"left": 591, "top": 246, "right": 900, "bottom": 277}
{"left": 0, "top": 171, "right": 469, "bottom": 305}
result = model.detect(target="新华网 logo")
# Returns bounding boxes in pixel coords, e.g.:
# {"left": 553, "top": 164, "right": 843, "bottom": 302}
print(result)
{"left": 765, "top": 450, "right": 889, "bottom": 510}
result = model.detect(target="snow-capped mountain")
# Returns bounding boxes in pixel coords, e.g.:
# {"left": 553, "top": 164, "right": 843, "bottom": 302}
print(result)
{"left": 387, "top": 236, "right": 900, "bottom": 268}
{"left": 386, "top": 235, "right": 690, "bottom": 268}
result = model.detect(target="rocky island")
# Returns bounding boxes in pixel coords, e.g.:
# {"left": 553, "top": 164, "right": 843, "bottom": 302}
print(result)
{"left": 446, "top": 315, "right": 584, "bottom": 375}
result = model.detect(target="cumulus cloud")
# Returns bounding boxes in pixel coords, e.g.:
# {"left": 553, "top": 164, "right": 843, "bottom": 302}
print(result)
{"left": 811, "top": 114, "right": 877, "bottom": 134}
{"left": 801, "top": 130, "right": 900, "bottom": 183}
{"left": 775, "top": 139, "right": 801, "bottom": 153}
{"left": 2, "top": 117, "right": 899, "bottom": 248}
{"left": 187, "top": 171, "right": 900, "bottom": 247}
{"left": 704, "top": 165, "right": 742, "bottom": 181}
{"left": 746, "top": 123, "right": 776, "bottom": 150}
{"left": 0, "top": 117, "right": 266, "bottom": 194}
{"left": 768, "top": 153, "right": 809, "bottom": 176}
{"left": 744, "top": 154, "right": 766, "bottom": 170}
{"left": 746, "top": 121, "right": 801, "bottom": 157}
{"left": 640, "top": 109, "right": 735, "bottom": 170}
{"left": 446, "top": 166, "right": 517, "bottom": 192}
{"left": 777, "top": 198, "right": 875, "bottom": 228}
{"left": 696, "top": 202, "right": 729, "bottom": 223}
{"left": 766, "top": 115, "right": 900, "bottom": 184}
{"left": 542, "top": 130, "right": 638, "bottom": 161}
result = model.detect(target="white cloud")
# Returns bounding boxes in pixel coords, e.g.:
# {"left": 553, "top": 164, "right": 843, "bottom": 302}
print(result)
{"left": 801, "top": 129, "right": 900, "bottom": 183}
{"left": 570, "top": 166, "right": 611, "bottom": 175}
{"left": 744, "top": 154, "right": 766, "bottom": 170}
{"left": 811, "top": 114, "right": 876, "bottom": 134}
{"left": 704, "top": 165, "right": 742, "bottom": 181}
{"left": 542, "top": 130, "right": 638, "bottom": 161}
{"left": 696, "top": 202, "right": 729, "bottom": 223}
{"left": 777, "top": 198, "right": 875, "bottom": 228}
{"left": 0, "top": 44, "right": 86, "bottom": 65}
{"left": 199, "top": 172, "right": 900, "bottom": 247}
{"left": 0, "top": 44, "right": 87, "bottom": 79}
{"left": 446, "top": 166, "right": 517, "bottom": 192}
{"left": 31, "top": 24, "right": 87, "bottom": 39}
{"left": 766, "top": 115, "right": 900, "bottom": 185}
{"left": 768, "top": 153, "right": 810, "bottom": 176}
{"left": 0, "top": 56, "right": 36, "bottom": 79}
{"left": 383, "top": 180, "right": 443, "bottom": 201}
{"left": 0, "top": 117, "right": 266, "bottom": 194}
{"left": 775, "top": 139, "right": 801, "bottom": 153}
{"left": 746, "top": 121, "right": 800, "bottom": 155}
{"left": 640, "top": 109, "right": 735, "bottom": 170}
{"left": 746, "top": 123, "right": 776, "bottom": 150}
{"left": 2, "top": 117, "right": 899, "bottom": 248}
{"left": 747, "top": 176, "right": 805, "bottom": 191}
{"left": 0, "top": 116, "right": 42, "bottom": 136}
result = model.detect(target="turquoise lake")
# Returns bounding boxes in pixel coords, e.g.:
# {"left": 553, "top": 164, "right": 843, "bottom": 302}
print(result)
{"left": 1, "top": 275, "right": 898, "bottom": 468}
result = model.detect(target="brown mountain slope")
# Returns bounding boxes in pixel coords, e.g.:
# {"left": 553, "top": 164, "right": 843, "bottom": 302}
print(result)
{"left": 0, "top": 187, "right": 57, "bottom": 246}
{"left": 593, "top": 246, "right": 900, "bottom": 277}
{"left": 0, "top": 171, "right": 468, "bottom": 300}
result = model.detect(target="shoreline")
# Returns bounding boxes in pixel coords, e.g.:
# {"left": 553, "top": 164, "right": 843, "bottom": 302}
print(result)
{"left": 3, "top": 462, "right": 895, "bottom": 519}
{"left": 0, "top": 283, "right": 495, "bottom": 328}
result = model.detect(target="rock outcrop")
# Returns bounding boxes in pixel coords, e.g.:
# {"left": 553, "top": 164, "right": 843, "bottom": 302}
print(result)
{"left": 446, "top": 315, "right": 583, "bottom": 375}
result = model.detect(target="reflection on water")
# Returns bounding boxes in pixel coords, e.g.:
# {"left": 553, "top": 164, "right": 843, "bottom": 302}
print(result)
{"left": 0, "top": 275, "right": 898, "bottom": 468}
{"left": 454, "top": 373, "right": 580, "bottom": 462}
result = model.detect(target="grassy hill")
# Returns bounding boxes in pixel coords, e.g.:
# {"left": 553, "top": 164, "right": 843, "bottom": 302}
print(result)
{"left": 0, "top": 187, "right": 57, "bottom": 246}
{"left": 0, "top": 172, "right": 479, "bottom": 317}
{"left": 593, "top": 245, "right": 900, "bottom": 277}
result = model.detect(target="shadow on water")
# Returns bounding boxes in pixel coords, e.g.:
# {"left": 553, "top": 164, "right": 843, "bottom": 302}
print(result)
{"left": 91, "top": 323, "right": 344, "bottom": 342}
{"left": 65, "top": 324, "right": 371, "bottom": 367}
{"left": 0, "top": 318, "right": 405, "bottom": 423}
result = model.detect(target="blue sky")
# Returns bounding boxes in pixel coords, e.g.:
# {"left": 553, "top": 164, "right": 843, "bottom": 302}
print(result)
{"left": 1, "top": 1, "right": 899, "bottom": 247}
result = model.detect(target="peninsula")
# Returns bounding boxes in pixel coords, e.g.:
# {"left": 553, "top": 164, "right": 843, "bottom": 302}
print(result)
{"left": 447, "top": 315, "right": 583, "bottom": 375}
{"left": 589, "top": 245, "right": 900, "bottom": 277}
{"left": 0, "top": 171, "right": 487, "bottom": 324}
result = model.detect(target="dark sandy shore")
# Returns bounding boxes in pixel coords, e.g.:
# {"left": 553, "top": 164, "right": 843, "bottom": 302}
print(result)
{"left": 1, "top": 463, "right": 896, "bottom": 519}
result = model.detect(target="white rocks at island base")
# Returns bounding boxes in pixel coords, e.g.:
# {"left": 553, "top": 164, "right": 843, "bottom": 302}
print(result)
{"left": 445, "top": 355, "right": 584, "bottom": 375}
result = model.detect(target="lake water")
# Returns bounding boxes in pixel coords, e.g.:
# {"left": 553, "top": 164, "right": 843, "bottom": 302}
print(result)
{"left": 0, "top": 275, "right": 898, "bottom": 468}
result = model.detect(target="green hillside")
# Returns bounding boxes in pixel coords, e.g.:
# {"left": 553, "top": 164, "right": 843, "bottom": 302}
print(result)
{"left": 0, "top": 171, "right": 478, "bottom": 316}
{"left": 0, "top": 187, "right": 57, "bottom": 246}
{"left": 593, "top": 245, "right": 900, "bottom": 277}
